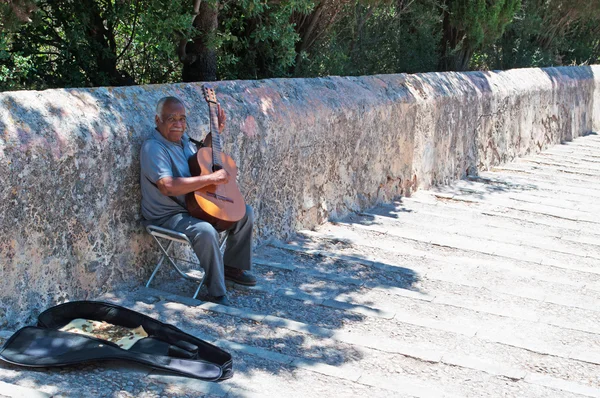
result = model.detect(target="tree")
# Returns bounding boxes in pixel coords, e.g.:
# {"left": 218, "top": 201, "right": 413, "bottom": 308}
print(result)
{"left": 6, "top": 0, "right": 135, "bottom": 87}
{"left": 2, "top": 0, "right": 599, "bottom": 91}
{"left": 0, "top": 0, "right": 193, "bottom": 90}
{"left": 476, "top": 0, "right": 600, "bottom": 70}
{"left": 297, "top": 0, "right": 441, "bottom": 77}
{"left": 173, "top": 0, "right": 314, "bottom": 81}
{"left": 438, "top": 0, "right": 520, "bottom": 71}
{"left": 531, "top": 0, "right": 600, "bottom": 53}
{"left": 179, "top": 0, "right": 219, "bottom": 82}
{"left": 290, "top": 0, "right": 353, "bottom": 74}
{"left": 216, "top": 0, "right": 313, "bottom": 80}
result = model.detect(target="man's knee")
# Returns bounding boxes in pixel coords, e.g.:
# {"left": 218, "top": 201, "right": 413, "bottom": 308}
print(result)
{"left": 186, "top": 221, "right": 219, "bottom": 247}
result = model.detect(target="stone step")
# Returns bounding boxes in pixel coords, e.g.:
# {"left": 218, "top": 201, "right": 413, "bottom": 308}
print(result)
{"left": 375, "top": 198, "right": 600, "bottom": 252}
{"left": 529, "top": 151, "right": 600, "bottom": 164}
{"left": 544, "top": 146, "right": 600, "bottom": 159}
{"left": 506, "top": 161, "right": 600, "bottom": 179}
{"left": 474, "top": 171, "right": 600, "bottom": 198}
{"left": 546, "top": 141, "right": 600, "bottom": 153}
{"left": 398, "top": 197, "right": 600, "bottom": 253}
{"left": 511, "top": 152, "right": 600, "bottom": 168}
{"left": 410, "top": 190, "right": 600, "bottom": 238}
{"left": 425, "top": 189, "right": 600, "bottom": 225}
{"left": 356, "top": 208, "right": 600, "bottom": 261}
{"left": 102, "top": 288, "right": 600, "bottom": 397}
{"left": 448, "top": 178, "right": 600, "bottom": 212}
{"left": 518, "top": 157, "right": 600, "bottom": 173}
{"left": 271, "top": 239, "right": 600, "bottom": 314}
{"left": 0, "top": 326, "right": 405, "bottom": 398}
{"left": 495, "top": 160, "right": 600, "bottom": 180}
{"left": 328, "top": 211, "right": 600, "bottom": 281}
{"left": 464, "top": 176, "right": 600, "bottom": 208}
{"left": 314, "top": 212, "right": 600, "bottom": 276}
{"left": 297, "top": 219, "right": 600, "bottom": 289}
{"left": 537, "top": 151, "right": 600, "bottom": 165}
{"left": 251, "top": 247, "right": 600, "bottom": 336}
{"left": 543, "top": 151, "right": 600, "bottom": 162}
{"left": 493, "top": 164, "right": 600, "bottom": 186}
{"left": 404, "top": 194, "right": 600, "bottom": 251}
{"left": 255, "top": 244, "right": 572, "bottom": 311}
{"left": 274, "top": 233, "right": 600, "bottom": 359}
{"left": 553, "top": 140, "right": 600, "bottom": 150}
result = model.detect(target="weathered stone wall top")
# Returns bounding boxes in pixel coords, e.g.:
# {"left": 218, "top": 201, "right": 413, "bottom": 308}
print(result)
{"left": 1, "top": 65, "right": 599, "bottom": 328}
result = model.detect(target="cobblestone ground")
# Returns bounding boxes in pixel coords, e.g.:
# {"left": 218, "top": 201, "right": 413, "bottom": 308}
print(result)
{"left": 2, "top": 134, "right": 600, "bottom": 397}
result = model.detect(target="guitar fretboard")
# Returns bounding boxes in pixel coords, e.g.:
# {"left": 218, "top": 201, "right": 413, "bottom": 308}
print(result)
{"left": 208, "top": 102, "right": 223, "bottom": 169}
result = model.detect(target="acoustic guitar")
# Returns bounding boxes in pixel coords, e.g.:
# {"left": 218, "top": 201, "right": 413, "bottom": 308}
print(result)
{"left": 185, "top": 86, "right": 246, "bottom": 231}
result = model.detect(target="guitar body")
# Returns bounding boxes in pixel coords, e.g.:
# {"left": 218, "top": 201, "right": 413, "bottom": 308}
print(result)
{"left": 186, "top": 147, "right": 246, "bottom": 231}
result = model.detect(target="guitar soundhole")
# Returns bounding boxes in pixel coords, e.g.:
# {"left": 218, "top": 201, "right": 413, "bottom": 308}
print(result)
{"left": 212, "top": 164, "right": 223, "bottom": 172}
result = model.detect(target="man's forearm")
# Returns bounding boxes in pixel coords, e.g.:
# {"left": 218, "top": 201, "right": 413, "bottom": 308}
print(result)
{"left": 158, "top": 175, "right": 217, "bottom": 197}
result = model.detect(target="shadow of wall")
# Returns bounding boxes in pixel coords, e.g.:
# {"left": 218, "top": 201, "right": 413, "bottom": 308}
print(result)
{"left": 0, "top": 65, "right": 598, "bottom": 328}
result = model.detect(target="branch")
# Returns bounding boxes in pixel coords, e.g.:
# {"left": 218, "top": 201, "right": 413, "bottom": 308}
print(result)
{"left": 178, "top": 0, "right": 202, "bottom": 63}
{"left": 298, "top": 3, "right": 324, "bottom": 54}
{"left": 356, "top": 5, "right": 375, "bottom": 35}
{"left": 193, "top": 0, "right": 202, "bottom": 14}
{"left": 116, "top": 0, "right": 140, "bottom": 60}
{"left": 306, "top": 5, "right": 341, "bottom": 51}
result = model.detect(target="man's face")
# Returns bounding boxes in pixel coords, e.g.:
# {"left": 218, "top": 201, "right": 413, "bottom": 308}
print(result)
{"left": 155, "top": 101, "right": 187, "bottom": 143}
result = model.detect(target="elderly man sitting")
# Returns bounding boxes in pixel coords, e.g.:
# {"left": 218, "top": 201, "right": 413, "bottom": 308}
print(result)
{"left": 139, "top": 96, "right": 256, "bottom": 306}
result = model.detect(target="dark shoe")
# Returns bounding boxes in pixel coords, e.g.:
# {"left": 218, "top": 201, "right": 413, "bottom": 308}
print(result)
{"left": 207, "top": 295, "right": 231, "bottom": 306}
{"left": 224, "top": 266, "right": 257, "bottom": 286}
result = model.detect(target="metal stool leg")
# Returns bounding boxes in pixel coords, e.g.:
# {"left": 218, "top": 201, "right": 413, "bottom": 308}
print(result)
{"left": 146, "top": 241, "right": 173, "bottom": 288}
{"left": 192, "top": 274, "right": 207, "bottom": 299}
{"left": 150, "top": 233, "right": 193, "bottom": 281}
{"left": 145, "top": 225, "right": 229, "bottom": 299}
{"left": 219, "top": 233, "right": 228, "bottom": 255}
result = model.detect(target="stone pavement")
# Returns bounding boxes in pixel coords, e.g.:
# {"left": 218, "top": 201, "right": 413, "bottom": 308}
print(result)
{"left": 1, "top": 133, "right": 600, "bottom": 397}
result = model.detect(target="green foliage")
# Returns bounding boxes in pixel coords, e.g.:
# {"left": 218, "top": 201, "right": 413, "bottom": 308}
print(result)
{"left": 217, "top": 0, "right": 313, "bottom": 80}
{"left": 300, "top": 2, "right": 442, "bottom": 76}
{"left": 117, "top": 0, "right": 192, "bottom": 85}
{"left": 0, "top": 33, "right": 35, "bottom": 90}
{"left": 439, "top": 0, "right": 521, "bottom": 70}
{"left": 0, "top": 0, "right": 599, "bottom": 92}
{"left": 448, "top": 0, "right": 519, "bottom": 48}
{"left": 0, "top": 0, "right": 191, "bottom": 90}
{"left": 474, "top": 0, "right": 600, "bottom": 70}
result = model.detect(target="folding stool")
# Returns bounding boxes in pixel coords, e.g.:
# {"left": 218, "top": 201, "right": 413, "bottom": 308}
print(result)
{"left": 145, "top": 225, "right": 228, "bottom": 299}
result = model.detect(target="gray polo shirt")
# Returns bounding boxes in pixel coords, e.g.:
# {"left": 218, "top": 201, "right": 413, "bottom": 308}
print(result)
{"left": 140, "top": 129, "right": 198, "bottom": 221}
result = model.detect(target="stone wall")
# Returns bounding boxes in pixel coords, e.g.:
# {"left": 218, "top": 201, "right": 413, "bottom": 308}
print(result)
{"left": 1, "top": 66, "right": 599, "bottom": 328}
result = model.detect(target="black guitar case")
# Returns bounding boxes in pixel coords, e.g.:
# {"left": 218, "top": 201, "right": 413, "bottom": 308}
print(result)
{"left": 0, "top": 301, "right": 232, "bottom": 381}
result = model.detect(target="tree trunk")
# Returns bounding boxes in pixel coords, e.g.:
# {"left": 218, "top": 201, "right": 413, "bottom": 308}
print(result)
{"left": 438, "top": 2, "right": 471, "bottom": 71}
{"left": 81, "top": 0, "right": 134, "bottom": 86}
{"left": 291, "top": 1, "right": 351, "bottom": 76}
{"left": 182, "top": 1, "right": 218, "bottom": 82}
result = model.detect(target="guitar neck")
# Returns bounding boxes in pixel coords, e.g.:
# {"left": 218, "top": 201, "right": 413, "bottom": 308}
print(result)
{"left": 207, "top": 102, "right": 223, "bottom": 168}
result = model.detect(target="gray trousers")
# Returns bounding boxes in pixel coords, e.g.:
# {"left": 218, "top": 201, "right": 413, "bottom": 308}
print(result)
{"left": 157, "top": 205, "right": 254, "bottom": 297}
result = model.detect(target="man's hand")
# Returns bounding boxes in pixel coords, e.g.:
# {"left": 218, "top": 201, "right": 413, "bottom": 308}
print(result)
{"left": 210, "top": 169, "right": 230, "bottom": 185}
{"left": 156, "top": 169, "right": 230, "bottom": 197}
{"left": 217, "top": 104, "right": 226, "bottom": 133}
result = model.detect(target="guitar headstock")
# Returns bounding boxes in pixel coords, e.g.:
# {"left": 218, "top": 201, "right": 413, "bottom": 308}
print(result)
{"left": 202, "top": 85, "right": 218, "bottom": 104}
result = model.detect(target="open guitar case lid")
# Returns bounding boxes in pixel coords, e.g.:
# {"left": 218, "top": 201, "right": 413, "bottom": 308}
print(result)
{"left": 0, "top": 301, "right": 233, "bottom": 381}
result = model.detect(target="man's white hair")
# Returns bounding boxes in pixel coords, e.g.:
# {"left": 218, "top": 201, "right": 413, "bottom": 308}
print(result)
{"left": 155, "top": 96, "right": 185, "bottom": 121}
